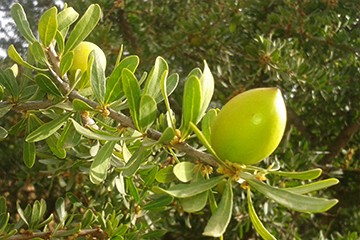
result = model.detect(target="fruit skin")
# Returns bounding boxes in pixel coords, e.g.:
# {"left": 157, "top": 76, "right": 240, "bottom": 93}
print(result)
{"left": 68, "top": 41, "right": 106, "bottom": 88}
{"left": 210, "top": 88, "right": 287, "bottom": 165}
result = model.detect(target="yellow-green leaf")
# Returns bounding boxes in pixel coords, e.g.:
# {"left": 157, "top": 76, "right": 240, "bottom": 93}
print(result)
{"left": 38, "top": 7, "right": 58, "bottom": 47}
{"left": 203, "top": 180, "right": 233, "bottom": 237}
{"left": 247, "top": 188, "right": 276, "bottom": 240}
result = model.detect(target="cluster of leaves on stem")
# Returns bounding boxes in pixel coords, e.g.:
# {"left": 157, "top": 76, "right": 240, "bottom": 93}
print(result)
{"left": 0, "top": 3, "right": 339, "bottom": 239}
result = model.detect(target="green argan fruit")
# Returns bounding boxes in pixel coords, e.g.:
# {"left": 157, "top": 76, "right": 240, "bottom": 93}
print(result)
{"left": 210, "top": 88, "right": 287, "bottom": 164}
{"left": 68, "top": 41, "right": 106, "bottom": 88}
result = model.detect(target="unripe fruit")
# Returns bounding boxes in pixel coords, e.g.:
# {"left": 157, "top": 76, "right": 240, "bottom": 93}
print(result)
{"left": 210, "top": 88, "right": 287, "bottom": 164}
{"left": 68, "top": 41, "right": 106, "bottom": 88}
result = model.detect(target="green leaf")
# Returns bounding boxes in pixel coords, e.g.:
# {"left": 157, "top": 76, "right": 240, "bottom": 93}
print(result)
{"left": 0, "top": 104, "right": 12, "bottom": 118}
{"left": 126, "top": 177, "right": 140, "bottom": 202}
{"left": 89, "top": 50, "right": 106, "bottom": 104}
{"left": 64, "top": 4, "right": 102, "bottom": 53}
{"left": 139, "top": 94, "right": 157, "bottom": 132}
{"left": 72, "top": 99, "right": 94, "bottom": 111}
{"left": 70, "top": 118, "right": 126, "bottom": 141}
{"left": 23, "top": 141, "right": 36, "bottom": 168}
{"left": 29, "top": 41, "right": 48, "bottom": 65}
{"left": 155, "top": 166, "right": 177, "bottom": 183}
{"left": 10, "top": 3, "right": 37, "bottom": 43}
{"left": 57, "top": 121, "right": 81, "bottom": 149}
{"left": 0, "top": 127, "right": 7, "bottom": 141}
{"left": 57, "top": 7, "right": 79, "bottom": 31}
{"left": 122, "top": 68, "right": 141, "bottom": 129}
{"left": 16, "top": 201, "right": 29, "bottom": 227}
{"left": 60, "top": 51, "right": 74, "bottom": 77}
{"left": 180, "top": 191, "right": 208, "bottom": 213}
{"left": 143, "top": 194, "right": 174, "bottom": 210}
{"left": 247, "top": 188, "right": 276, "bottom": 240}
{"left": 198, "top": 61, "right": 214, "bottom": 122}
{"left": 0, "top": 197, "right": 9, "bottom": 233}
{"left": 38, "top": 7, "right": 58, "bottom": 47}
{"left": 201, "top": 109, "right": 217, "bottom": 143}
{"left": 203, "top": 180, "right": 233, "bottom": 237}
{"left": 241, "top": 172, "right": 339, "bottom": 213}
{"left": 284, "top": 178, "right": 339, "bottom": 194}
{"left": 155, "top": 175, "right": 225, "bottom": 198}
{"left": 190, "top": 122, "right": 220, "bottom": 159}
{"left": 271, "top": 168, "right": 322, "bottom": 180}
{"left": 26, "top": 112, "right": 72, "bottom": 142}
{"left": 181, "top": 75, "right": 202, "bottom": 139}
{"left": 0, "top": 85, "right": 3, "bottom": 100}
{"left": 81, "top": 209, "right": 95, "bottom": 228}
{"left": 90, "top": 141, "right": 116, "bottom": 184}
{"left": 30, "top": 200, "right": 42, "bottom": 228}
{"left": 143, "top": 56, "right": 168, "bottom": 100}
{"left": 55, "top": 30, "right": 65, "bottom": 54}
{"left": 0, "top": 68, "right": 19, "bottom": 98}
{"left": 122, "top": 147, "right": 151, "bottom": 177}
{"left": 46, "top": 133, "right": 66, "bottom": 159}
{"left": 173, "top": 162, "right": 195, "bottom": 183}
{"left": 35, "top": 73, "right": 63, "bottom": 97}
{"left": 55, "top": 197, "right": 67, "bottom": 223}
{"left": 157, "top": 127, "right": 175, "bottom": 144}
{"left": 158, "top": 72, "right": 179, "bottom": 104}
{"left": 105, "top": 55, "right": 139, "bottom": 104}
{"left": 7, "top": 45, "right": 47, "bottom": 71}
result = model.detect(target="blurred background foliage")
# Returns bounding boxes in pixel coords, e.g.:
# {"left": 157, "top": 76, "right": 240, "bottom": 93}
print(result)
{"left": 0, "top": 0, "right": 360, "bottom": 239}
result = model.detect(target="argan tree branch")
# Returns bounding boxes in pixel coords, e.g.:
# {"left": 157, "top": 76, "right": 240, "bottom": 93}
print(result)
{"left": 45, "top": 45, "right": 219, "bottom": 168}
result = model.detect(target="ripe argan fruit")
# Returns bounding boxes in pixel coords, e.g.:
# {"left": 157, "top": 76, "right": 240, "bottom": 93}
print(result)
{"left": 210, "top": 88, "right": 287, "bottom": 164}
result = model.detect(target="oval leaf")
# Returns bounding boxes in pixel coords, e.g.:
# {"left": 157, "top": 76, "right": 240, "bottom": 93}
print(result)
{"left": 72, "top": 99, "right": 94, "bottom": 111}
{"left": 143, "top": 194, "right": 174, "bottom": 210}
{"left": 143, "top": 56, "right": 168, "bottom": 100}
{"left": 241, "top": 172, "right": 339, "bottom": 213}
{"left": 155, "top": 166, "right": 177, "bottom": 183}
{"left": 201, "top": 109, "right": 218, "bottom": 143}
{"left": 29, "top": 41, "right": 48, "bottom": 65}
{"left": 10, "top": 3, "right": 37, "bottom": 43}
{"left": 104, "top": 55, "right": 139, "bottom": 104}
{"left": 198, "top": 61, "right": 214, "bottom": 122}
{"left": 284, "top": 178, "right": 339, "bottom": 194}
{"left": 38, "top": 7, "right": 58, "bottom": 47}
{"left": 154, "top": 175, "right": 225, "bottom": 198}
{"left": 90, "top": 141, "right": 116, "bottom": 184}
{"left": 60, "top": 51, "right": 74, "bottom": 77}
{"left": 173, "top": 162, "right": 195, "bottom": 183}
{"left": 122, "top": 68, "right": 141, "bottom": 129}
{"left": 139, "top": 94, "right": 157, "bottom": 132}
{"left": 46, "top": 134, "right": 66, "bottom": 159}
{"left": 64, "top": 4, "right": 102, "bottom": 53}
{"left": 247, "top": 188, "right": 276, "bottom": 240}
{"left": 35, "top": 73, "right": 63, "bottom": 97}
{"left": 57, "top": 7, "right": 79, "bottom": 31}
{"left": 90, "top": 50, "right": 106, "bottom": 104}
{"left": 26, "top": 112, "right": 72, "bottom": 142}
{"left": 180, "top": 191, "right": 208, "bottom": 213}
{"left": 203, "top": 180, "right": 233, "bottom": 237}
{"left": 7, "top": 45, "right": 47, "bottom": 71}
{"left": 23, "top": 141, "right": 36, "bottom": 168}
{"left": 271, "top": 168, "right": 322, "bottom": 180}
{"left": 70, "top": 118, "right": 126, "bottom": 141}
{"left": 157, "top": 127, "right": 175, "bottom": 144}
{"left": 181, "top": 75, "right": 202, "bottom": 139}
